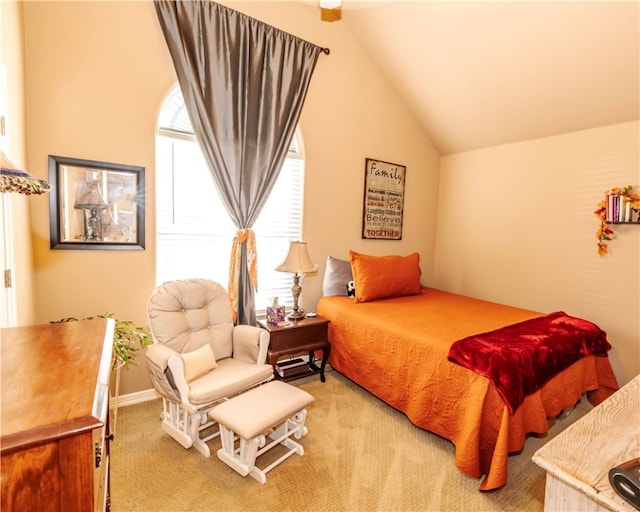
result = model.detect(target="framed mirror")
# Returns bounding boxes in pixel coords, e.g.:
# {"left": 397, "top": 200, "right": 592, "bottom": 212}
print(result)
{"left": 48, "top": 155, "right": 145, "bottom": 250}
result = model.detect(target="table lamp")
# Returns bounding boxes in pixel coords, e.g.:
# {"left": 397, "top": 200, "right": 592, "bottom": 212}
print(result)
{"left": 75, "top": 180, "right": 108, "bottom": 241}
{"left": 275, "top": 241, "right": 317, "bottom": 319}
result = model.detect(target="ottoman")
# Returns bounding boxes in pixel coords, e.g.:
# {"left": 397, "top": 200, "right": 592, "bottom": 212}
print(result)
{"left": 209, "top": 380, "right": 314, "bottom": 483}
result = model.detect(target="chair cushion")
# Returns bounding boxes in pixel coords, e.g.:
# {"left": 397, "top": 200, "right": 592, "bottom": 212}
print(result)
{"left": 147, "top": 279, "right": 235, "bottom": 360}
{"left": 181, "top": 343, "right": 217, "bottom": 382}
{"left": 187, "top": 358, "right": 274, "bottom": 406}
{"left": 209, "top": 381, "right": 314, "bottom": 439}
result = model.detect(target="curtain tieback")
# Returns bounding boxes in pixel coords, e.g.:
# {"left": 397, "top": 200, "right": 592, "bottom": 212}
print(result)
{"left": 228, "top": 228, "right": 258, "bottom": 323}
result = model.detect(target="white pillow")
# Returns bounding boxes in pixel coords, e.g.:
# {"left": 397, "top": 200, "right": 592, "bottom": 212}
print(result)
{"left": 180, "top": 343, "right": 217, "bottom": 382}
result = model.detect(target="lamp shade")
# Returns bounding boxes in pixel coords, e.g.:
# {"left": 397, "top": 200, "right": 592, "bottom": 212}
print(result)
{"left": 75, "top": 181, "right": 108, "bottom": 209}
{"left": 0, "top": 150, "right": 51, "bottom": 195}
{"left": 275, "top": 241, "right": 318, "bottom": 274}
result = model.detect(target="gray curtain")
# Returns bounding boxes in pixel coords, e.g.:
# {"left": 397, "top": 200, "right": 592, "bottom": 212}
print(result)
{"left": 155, "top": 0, "right": 326, "bottom": 325}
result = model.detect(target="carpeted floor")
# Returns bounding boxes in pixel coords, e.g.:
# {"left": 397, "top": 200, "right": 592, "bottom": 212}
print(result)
{"left": 110, "top": 369, "right": 591, "bottom": 511}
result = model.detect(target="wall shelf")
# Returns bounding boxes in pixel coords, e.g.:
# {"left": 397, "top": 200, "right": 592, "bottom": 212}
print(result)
{"left": 595, "top": 185, "right": 639, "bottom": 256}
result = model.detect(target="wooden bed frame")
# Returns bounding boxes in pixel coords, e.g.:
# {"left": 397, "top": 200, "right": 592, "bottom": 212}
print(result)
{"left": 317, "top": 287, "right": 618, "bottom": 491}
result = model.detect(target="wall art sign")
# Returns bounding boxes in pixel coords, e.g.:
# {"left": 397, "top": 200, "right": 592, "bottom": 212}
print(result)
{"left": 362, "top": 158, "right": 406, "bottom": 240}
{"left": 49, "top": 155, "right": 145, "bottom": 250}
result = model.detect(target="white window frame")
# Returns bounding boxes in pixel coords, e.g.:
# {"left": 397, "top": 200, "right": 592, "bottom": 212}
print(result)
{"left": 155, "top": 87, "right": 306, "bottom": 314}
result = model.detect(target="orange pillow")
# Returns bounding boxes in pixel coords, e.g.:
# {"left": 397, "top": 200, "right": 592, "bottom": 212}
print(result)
{"left": 349, "top": 250, "right": 421, "bottom": 303}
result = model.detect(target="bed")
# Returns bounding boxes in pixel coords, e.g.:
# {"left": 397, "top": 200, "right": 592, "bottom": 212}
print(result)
{"left": 316, "top": 252, "right": 619, "bottom": 491}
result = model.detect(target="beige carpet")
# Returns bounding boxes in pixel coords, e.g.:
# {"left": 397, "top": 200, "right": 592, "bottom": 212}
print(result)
{"left": 110, "top": 369, "right": 591, "bottom": 511}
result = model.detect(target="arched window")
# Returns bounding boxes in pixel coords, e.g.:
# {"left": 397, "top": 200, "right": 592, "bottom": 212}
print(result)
{"left": 156, "top": 86, "right": 305, "bottom": 312}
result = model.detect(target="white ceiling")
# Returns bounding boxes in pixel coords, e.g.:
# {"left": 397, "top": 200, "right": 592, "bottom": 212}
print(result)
{"left": 340, "top": 1, "right": 640, "bottom": 155}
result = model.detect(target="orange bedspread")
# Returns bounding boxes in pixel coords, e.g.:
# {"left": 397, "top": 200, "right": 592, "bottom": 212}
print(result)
{"left": 317, "top": 287, "right": 618, "bottom": 491}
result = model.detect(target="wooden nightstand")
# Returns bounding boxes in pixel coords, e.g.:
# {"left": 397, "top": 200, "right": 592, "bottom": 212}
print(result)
{"left": 258, "top": 316, "right": 331, "bottom": 382}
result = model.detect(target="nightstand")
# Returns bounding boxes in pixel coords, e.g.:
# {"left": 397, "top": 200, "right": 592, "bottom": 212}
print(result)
{"left": 258, "top": 316, "right": 331, "bottom": 382}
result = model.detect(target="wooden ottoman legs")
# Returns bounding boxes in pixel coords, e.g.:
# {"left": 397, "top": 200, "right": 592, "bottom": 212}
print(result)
{"left": 217, "top": 408, "right": 309, "bottom": 484}
{"left": 209, "top": 381, "right": 314, "bottom": 484}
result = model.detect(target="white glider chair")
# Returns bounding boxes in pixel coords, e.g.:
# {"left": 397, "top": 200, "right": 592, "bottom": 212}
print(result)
{"left": 145, "top": 278, "right": 273, "bottom": 457}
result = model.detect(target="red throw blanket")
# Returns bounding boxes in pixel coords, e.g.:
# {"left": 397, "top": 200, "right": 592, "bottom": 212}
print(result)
{"left": 447, "top": 311, "right": 611, "bottom": 414}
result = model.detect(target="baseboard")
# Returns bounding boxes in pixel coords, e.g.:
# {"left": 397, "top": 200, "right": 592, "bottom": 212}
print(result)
{"left": 111, "top": 388, "right": 159, "bottom": 408}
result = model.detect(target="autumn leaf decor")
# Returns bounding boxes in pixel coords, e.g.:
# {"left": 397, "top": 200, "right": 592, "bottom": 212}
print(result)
{"left": 594, "top": 219, "right": 614, "bottom": 257}
{"left": 594, "top": 185, "right": 640, "bottom": 257}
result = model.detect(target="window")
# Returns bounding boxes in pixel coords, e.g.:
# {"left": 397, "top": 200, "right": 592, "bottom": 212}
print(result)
{"left": 156, "top": 86, "right": 305, "bottom": 312}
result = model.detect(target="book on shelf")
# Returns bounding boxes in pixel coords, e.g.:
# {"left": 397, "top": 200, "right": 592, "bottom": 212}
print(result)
{"left": 276, "top": 358, "right": 309, "bottom": 378}
{"left": 607, "top": 194, "right": 614, "bottom": 222}
{"left": 606, "top": 193, "right": 636, "bottom": 223}
{"left": 276, "top": 358, "right": 306, "bottom": 370}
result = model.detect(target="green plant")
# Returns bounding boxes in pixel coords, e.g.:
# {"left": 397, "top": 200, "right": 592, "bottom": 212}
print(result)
{"left": 51, "top": 313, "right": 152, "bottom": 370}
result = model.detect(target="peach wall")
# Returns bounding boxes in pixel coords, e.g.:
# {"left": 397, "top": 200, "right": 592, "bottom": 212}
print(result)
{"left": 8, "top": 0, "right": 636, "bottom": 397}
{"left": 22, "top": 1, "right": 439, "bottom": 395}
{"left": 435, "top": 121, "right": 640, "bottom": 386}
{"left": 1, "top": 1, "right": 36, "bottom": 326}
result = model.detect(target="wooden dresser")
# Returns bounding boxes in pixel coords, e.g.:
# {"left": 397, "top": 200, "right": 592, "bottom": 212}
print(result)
{"left": 533, "top": 374, "right": 639, "bottom": 512}
{"left": 1, "top": 318, "right": 114, "bottom": 511}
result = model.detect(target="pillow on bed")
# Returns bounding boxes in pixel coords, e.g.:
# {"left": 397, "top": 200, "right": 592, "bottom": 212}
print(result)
{"left": 322, "top": 256, "right": 353, "bottom": 296}
{"left": 349, "top": 250, "right": 421, "bottom": 303}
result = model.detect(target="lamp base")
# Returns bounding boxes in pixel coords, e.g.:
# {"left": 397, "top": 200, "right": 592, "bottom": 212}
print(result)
{"left": 287, "top": 310, "right": 305, "bottom": 320}
{"left": 288, "top": 273, "right": 305, "bottom": 320}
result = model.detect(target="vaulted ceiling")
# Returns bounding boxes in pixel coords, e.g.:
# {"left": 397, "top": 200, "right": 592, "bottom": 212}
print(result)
{"left": 340, "top": 1, "right": 639, "bottom": 155}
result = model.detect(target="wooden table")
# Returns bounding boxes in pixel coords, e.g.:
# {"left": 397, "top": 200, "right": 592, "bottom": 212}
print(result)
{"left": 258, "top": 315, "right": 330, "bottom": 382}
{"left": 532, "top": 374, "right": 640, "bottom": 512}
{"left": 1, "top": 319, "right": 114, "bottom": 511}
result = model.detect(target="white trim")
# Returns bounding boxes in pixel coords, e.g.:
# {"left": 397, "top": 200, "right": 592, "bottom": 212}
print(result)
{"left": 0, "top": 65, "right": 16, "bottom": 328}
{"left": 110, "top": 388, "right": 159, "bottom": 408}
{"left": 0, "top": 195, "right": 17, "bottom": 328}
